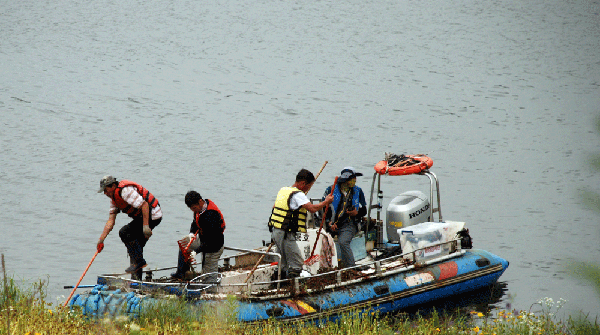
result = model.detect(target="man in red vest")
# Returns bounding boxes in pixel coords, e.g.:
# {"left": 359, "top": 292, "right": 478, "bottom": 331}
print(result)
{"left": 171, "top": 190, "right": 225, "bottom": 292}
{"left": 96, "top": 175, "right": 163, "bottom": 280}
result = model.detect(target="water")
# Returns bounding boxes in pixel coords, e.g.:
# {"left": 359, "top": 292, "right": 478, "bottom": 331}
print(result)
{"left": 1, "top": 0, "right": 599, "bottom": 319}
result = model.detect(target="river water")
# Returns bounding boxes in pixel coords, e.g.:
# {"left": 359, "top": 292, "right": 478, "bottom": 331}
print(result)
{"left": 1, "top": 0, "right": 599, "bottom": 319}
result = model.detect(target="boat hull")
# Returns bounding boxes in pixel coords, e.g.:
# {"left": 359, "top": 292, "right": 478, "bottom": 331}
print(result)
{"left": 236, "top": 248, "right": 507, "bottom": 322}
{"left": 69, "top": 248, "right": 508, "bottom": 323}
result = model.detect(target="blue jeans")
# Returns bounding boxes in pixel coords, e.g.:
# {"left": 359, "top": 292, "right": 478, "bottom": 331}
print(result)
{"left": 337, "top": 223, "right": 357, "bottom": 268}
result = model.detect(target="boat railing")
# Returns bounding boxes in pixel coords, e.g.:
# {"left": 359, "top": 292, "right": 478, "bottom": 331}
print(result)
{"left": 185, "top": 273, "right": 223, "bottom": 293}
{"left": 97, "top": 239, "right": 461, "bottom": 297}
{"left": 222, "top": 246, "right": 283, "bottom": 289}
{"left": 96, "top": 246, "right": 282, "bottom": 292}
{"left": 225, "top": 238, "right": 462, "bottom": 298}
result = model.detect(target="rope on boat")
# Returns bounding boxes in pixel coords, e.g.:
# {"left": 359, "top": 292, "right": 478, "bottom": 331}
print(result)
{"left": 385, "top": 153, "right": 424, "bottom": 168}
{"left": 69, "top": 284, "right": 153, "bottom": 318}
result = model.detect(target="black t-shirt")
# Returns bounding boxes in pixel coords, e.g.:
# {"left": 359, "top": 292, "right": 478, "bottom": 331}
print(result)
{"left": 189, "top": 200, "right": 225, "bottom": 253}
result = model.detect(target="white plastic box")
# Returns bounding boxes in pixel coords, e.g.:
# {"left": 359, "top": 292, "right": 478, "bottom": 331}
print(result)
{"left": 398, "top": 221, "right": 465, "bottom": 261}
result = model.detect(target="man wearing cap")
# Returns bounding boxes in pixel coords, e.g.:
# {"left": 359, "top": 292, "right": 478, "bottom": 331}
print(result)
{"left": 268, "top": 169, "right": 334, "bottom": 279}
{"left": 96, "top": 176, "right": 162, "bottom": 279}
{"left": 322, "top": 167, "right": 367, "bottom": 268}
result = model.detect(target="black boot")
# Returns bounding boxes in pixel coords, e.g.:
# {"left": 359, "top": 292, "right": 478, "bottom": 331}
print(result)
{"left": 129, "top": 258, "right": 142, "bottom": 280}
{"left": 133, "top": 268, "right": 143, "bottom": 281}
{"left": 124, "top": 240, "right": 147, "bottom": 273}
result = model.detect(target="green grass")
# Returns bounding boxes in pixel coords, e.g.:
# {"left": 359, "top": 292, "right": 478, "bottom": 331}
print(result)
{"left": 2, "top": 275, "right": 599, "bottom": 335}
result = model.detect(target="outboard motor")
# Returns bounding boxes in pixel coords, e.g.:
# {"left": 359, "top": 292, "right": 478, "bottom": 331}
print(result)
{"left": 386, "top": 191, "right": 431, "bottom": 243}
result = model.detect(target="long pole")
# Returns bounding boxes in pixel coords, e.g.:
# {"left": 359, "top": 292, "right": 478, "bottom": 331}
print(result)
{"left": 244, "top": 243, "right": 274, "bottom": 283}
{"left": 63, "top": 250, "right": 99, "bottom": 307}
{"left": 314, "top": 161, "right": 328, "bottom": 182}
{"left": 305, "top": 161, "right": 327, "bottom": 194}
{"left": 307, "top": 176, "right": 338, "bottom": 261}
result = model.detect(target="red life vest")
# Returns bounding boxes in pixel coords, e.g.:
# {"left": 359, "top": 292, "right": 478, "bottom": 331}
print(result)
{"left": 194, "top": 200, "right": 226, "bottom": 235}
{"left": 111, "top": 180, "right": 159, "bottom": 218}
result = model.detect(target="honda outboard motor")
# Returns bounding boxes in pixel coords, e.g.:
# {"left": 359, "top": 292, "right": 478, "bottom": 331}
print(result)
{"left": 386, "top": 191, "right": 431, "bottom": 243}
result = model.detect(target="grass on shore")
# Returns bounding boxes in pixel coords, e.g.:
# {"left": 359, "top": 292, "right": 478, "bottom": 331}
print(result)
{"left": 1, "top": 274, "right": 599, "bottom": 335}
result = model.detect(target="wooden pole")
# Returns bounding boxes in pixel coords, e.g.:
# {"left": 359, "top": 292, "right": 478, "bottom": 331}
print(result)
{"left": 244, "top": 243, "right": 274, "bottom": 283}
{"left": 63, "top": 250, "right": 99, "bottom": 307}
{"left": 306, "top": 176, "right": 338, "bottom": 263}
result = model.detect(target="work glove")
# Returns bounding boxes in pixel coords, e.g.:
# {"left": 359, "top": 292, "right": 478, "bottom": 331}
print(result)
{"left": 143, "top": 225, "right": 153, "bottom": 238}
{"left": 97, "top": 242, "right": 104, "bottom": 253}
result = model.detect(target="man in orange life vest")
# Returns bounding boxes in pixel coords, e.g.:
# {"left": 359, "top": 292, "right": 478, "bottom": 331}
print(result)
{"left": 171, "top": 190, "right": 225, "bottom": 286}
{"left": 96, "top": 176, "right": 162, "bottom": 280}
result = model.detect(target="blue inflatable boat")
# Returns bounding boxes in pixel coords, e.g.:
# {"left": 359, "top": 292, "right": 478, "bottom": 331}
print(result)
{"left": 68, "top": 155, "right": 509, "bottom": 323}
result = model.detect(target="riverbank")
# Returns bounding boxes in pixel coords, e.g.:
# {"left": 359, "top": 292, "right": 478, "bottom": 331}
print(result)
{"left": 2, "top": 274, "right": 598, "bottom": 335}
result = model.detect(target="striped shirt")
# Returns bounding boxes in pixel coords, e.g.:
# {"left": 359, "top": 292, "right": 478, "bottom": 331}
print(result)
{"left": 110, "top": 186, "right": 163, "bottom": 220}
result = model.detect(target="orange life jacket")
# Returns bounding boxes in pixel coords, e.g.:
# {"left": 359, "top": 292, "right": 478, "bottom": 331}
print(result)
{"left": 111, "top": 180, "right": 159, "bottom": 218}
{"left": 194, "top": 200, "right": 226, "bottom": 234}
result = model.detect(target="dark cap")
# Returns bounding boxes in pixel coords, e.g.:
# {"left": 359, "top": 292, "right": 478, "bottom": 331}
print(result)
{"left": 338, "top": 166, "right": 363, "bottom": 183}
{"left": 97, "top": 175, "right": 117, "bottom": 193}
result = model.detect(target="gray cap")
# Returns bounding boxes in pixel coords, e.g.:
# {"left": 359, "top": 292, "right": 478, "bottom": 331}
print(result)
{"left": 338, "top": 166, "right": 363, "bottom": 183}
{"left": 98, "top": 175, "right": 117, "bottom": 193}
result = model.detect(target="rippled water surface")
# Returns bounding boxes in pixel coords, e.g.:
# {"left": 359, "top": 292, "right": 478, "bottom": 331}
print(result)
{"left": 1, "top": 0, "right": 599, "bottom": 318}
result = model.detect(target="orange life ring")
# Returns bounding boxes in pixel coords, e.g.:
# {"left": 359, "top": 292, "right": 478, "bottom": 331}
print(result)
{"left": 374, "top": 154, "right": 433, "bottom": 176}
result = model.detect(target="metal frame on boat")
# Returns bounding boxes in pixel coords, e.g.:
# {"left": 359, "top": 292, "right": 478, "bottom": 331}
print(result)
{"left": 367, "top": 168, "right": 443, "bottom": 249}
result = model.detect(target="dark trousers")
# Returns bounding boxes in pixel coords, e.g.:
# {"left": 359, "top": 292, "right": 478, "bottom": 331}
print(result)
{"left": 119, "top": 216, "right": 162, "bottom": 245}
{"left": 119, "top": 216, "right": 162, "bottom": 279}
